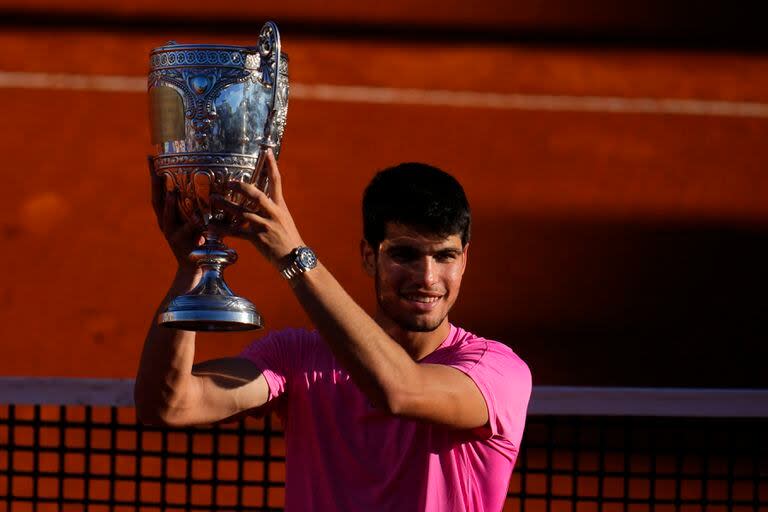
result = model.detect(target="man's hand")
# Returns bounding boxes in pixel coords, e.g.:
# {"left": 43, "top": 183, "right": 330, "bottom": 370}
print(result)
{"left": 212, "top": 149, "right": 305, "bottom": 269}
{"left": 148, "top": 157, "right": 204, "bottom": 273}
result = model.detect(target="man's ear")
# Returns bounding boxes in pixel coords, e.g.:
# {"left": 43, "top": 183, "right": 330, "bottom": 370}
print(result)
{"left": 461, "top": 243, "right": 469, "bottom": 276}
{"left": 360, "top": 239, "right": 377, "bottom": 277}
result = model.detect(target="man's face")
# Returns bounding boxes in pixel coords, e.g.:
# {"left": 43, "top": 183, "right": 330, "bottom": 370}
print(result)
{"left": 363, "top": 223, "right": 468, "bottom": 333}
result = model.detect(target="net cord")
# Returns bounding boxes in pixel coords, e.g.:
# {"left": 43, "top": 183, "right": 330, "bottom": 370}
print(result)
{"left": 0, "top": 377, "right": 766, "bottom": 417}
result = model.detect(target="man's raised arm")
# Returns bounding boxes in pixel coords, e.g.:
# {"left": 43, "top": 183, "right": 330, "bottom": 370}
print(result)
{"left": 134, "top": 165, "right": 268, "bottom": 427}
{"left": 214, "top": 152, "right": 490, "bottom": 431}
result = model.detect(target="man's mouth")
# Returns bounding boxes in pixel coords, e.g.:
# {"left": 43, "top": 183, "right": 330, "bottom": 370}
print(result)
{"left": 402, "top": 294, "right": 441, "bottom": 304}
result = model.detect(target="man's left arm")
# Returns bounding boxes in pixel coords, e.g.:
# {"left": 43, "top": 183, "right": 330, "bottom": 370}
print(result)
{"left": 215, "top": 151, "right": 489, "bottom": 430}
{"left": 293, "top": 261, "right": 490, "bottom": 429}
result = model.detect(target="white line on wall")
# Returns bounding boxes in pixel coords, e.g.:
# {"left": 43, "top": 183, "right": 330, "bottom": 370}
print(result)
{"left": 2, "top": 70, "right": 768, "bottom": 118}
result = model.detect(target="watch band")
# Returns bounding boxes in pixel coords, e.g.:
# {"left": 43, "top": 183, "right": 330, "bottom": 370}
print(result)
{"left": 280, "top": 262, "right": 303, "bottom": 280}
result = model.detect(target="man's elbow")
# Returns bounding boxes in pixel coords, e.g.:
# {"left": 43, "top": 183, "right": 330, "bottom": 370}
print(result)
{"left": 383, "top": 386, "right": 419, "bottom": 417}
{"left": 134, "top": 391, "right": 169, "bottom": 426}
{"left": 135, "top": 400, "right": 194, "bottom": 428}
{"left": 134, "top": 385, "right": 191, "bottom": 428}
{"left": 134, "top": 404, "right": 166, "bottom": 427}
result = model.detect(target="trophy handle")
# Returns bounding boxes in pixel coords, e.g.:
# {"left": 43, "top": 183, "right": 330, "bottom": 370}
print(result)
{"left": 259, "top": 21, "right": 282, "bottom": 123}
{"left": 257, "top": 20, "right": 281, "bottom": 157}
{"left": 250, "top": 21, "right": 283, "bottom": 198}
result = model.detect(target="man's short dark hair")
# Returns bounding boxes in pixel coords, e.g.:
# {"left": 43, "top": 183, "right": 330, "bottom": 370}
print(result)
{"left": 362, "top": 162, "right": 471, "bottom": 250}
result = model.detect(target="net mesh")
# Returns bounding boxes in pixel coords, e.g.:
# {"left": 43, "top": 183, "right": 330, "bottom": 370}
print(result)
{"left": 511, "top": 415, "right": 767, "bottom": 512}
{"left": 1, "top": 404, "right": 284, "bottom": 511}
{"left": 1, "top": 388, "right": 767, "bottom": 511}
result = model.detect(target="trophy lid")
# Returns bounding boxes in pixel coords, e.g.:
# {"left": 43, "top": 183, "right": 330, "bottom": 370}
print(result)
{"left": 151, "top": 42, "right": 259, "bottom": 52}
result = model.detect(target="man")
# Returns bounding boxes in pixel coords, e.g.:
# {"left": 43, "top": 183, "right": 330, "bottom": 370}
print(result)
{"left": 135, "top": 151, "right": 532, "bottom": 511}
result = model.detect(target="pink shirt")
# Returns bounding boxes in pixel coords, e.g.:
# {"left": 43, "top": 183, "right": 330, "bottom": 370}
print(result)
{"left": 240, "top": 324, "right": 532, "bottom": 512}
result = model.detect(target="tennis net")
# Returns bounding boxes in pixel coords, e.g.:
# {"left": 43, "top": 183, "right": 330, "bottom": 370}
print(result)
{"left": 1, "top": 378, "right": 766, "bottom": 511}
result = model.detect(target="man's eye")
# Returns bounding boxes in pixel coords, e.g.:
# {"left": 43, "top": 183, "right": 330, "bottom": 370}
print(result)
{"left": 389, "top": 249, "right": 418, "bottom": 262}
{"left": 435, "top": 252, "right": 458, "bottom": 263}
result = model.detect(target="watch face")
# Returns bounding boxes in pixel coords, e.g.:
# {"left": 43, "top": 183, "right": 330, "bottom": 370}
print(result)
{"left": 296, "top": 247, "right": 317, "bottom": 270}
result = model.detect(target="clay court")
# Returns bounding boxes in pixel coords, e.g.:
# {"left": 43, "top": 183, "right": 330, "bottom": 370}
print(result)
{"left": 0, "top": 2, "right": 767, "bottom": 510}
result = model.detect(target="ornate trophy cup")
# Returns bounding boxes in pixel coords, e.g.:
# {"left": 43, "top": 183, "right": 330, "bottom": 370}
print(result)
{"left": 148, "top": 22, "right": 289, "bottom": 331}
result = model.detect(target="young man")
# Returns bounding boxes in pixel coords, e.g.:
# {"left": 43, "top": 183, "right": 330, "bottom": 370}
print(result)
{"left": 135, "top": 152, "right": 532, "bottom": 511}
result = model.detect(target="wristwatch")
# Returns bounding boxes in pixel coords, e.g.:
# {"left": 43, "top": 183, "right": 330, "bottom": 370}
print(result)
{"left": 280, "top": 246, "right": 318, "bottom": 280}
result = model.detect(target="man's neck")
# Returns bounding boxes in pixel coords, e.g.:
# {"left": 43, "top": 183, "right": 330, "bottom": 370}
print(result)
{"left": 374, "top": 312, "right": 451, "bottom": 361}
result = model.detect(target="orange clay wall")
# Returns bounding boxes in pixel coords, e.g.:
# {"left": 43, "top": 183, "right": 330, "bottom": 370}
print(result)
{"left": 0, "top": 2, "right": 766, "bottom": 387}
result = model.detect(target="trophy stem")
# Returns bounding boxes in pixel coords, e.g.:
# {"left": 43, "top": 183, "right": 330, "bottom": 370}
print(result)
{"left": 157, "top": 231, "right": 263, "bottom": 331}
{"left": 191, "top": 231, "right": 237, "bottom": 296}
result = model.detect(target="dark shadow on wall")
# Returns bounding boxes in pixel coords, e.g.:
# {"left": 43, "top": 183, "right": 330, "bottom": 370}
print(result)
{"left": 453, "top": 213, "right": 768, "bottom": 388}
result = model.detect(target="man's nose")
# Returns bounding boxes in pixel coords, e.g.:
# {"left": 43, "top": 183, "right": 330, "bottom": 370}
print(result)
{"left": 412, "top": 257, "right": 438, "bottom": 287}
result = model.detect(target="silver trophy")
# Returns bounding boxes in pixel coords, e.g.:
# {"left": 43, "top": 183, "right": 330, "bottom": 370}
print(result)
{"left": 148, "top": 21, "right": 289, "bottom": 331}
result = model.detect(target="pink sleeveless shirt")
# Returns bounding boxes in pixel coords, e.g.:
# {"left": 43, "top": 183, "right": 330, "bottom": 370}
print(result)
{"left": 240, "top": 324, "right": 532, "bottom": 511}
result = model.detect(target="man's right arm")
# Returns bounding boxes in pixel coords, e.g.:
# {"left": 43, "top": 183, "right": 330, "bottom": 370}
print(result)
{"left": 136, "top": 161, "right": 269, "bottom": 427}
{"left": 134, "top": 267, "right": 269, "bottom": 427}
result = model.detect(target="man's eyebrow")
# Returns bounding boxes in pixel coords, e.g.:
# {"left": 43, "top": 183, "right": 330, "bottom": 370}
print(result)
{"left": 384, "top": 244, "right": 421, "bottom": 253}
{"left": 385, "top": 245, "right": 461, "bottom": 255}
{"left": 382, "top": 239, "right": 462, "bottom": 254}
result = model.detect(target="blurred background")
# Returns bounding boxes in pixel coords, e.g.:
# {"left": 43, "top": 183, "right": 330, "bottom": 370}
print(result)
{"left": 0, "top": 0, "right": 766, "bottom": 388}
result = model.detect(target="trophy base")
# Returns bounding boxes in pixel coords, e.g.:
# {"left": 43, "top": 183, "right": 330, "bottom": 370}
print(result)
{"left": 158, "top": 294, "right": 263, "bottom": 332}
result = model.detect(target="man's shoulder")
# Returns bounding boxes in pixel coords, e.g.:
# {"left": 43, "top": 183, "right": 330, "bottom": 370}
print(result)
{"left": 240, "top": 327, "right": 325, "bottom": 359}
{"left": 448, "top": 325, "right": 531, "bottom": 375}
{"left": 451, "top": 325, "right": 524, "bottom": 357}
{"left": 262, "top": 327, "right": 322, "bottom": 344}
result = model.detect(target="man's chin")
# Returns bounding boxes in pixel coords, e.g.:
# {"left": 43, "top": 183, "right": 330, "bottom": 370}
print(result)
{"left": 402, "top": 322, "right": 439, "bottom": 333}
{"left": 392, "top": 313, "right": 446, "bottom": 333}
{"left": 377, "top": 297, "right": 451, "bottom": 334}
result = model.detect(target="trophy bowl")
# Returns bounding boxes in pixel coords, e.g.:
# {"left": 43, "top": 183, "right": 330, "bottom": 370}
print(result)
{"left": 148, "top": 21, "right": 289, "bottom": 331}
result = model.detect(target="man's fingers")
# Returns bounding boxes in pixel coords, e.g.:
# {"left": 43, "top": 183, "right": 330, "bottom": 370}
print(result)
{"left": 209, "top": 223, "right": 251, "bottom": 239}
{"left": 265, "top": 149, "right": 284, "bottom": 206}
{"left": 212, "top": 194, "right": 271, "bottom": 228}
{"left": 226, "top": 181, "right": 278, "bottom": 217}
